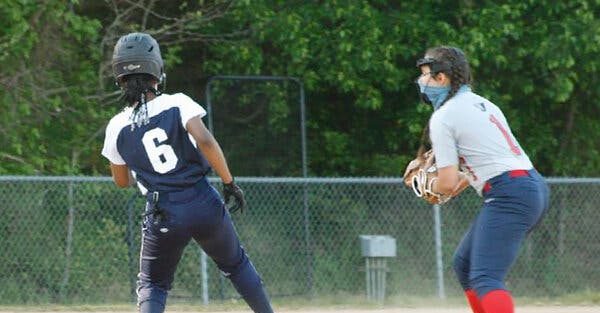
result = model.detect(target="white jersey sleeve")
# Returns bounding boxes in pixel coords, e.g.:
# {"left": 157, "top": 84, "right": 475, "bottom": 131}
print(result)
{"left": 429, "top": 110, "right": 459, "bottom": 168}
{"left": 101, "top": 114, "right": 128, "bottom": 165}
{"left": 172, "top": 93, "right": 207, "bottom": 128}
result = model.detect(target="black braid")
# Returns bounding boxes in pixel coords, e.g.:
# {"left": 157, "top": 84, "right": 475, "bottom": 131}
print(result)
{"left": 120, "top": 74, "right": 159, "bottom": 106}
{"left": 119, "top": 74, "right": 161, "bottom": 130}
{"left": 417, "top": 127, "right": 430, "bottom": 156}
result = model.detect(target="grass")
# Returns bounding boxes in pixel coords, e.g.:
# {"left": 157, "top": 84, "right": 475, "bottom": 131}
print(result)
{"left": 1, "top": 291, "right": 599, "bottom": 312}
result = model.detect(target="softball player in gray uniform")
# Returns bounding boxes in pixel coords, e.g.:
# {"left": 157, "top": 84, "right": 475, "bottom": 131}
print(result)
{"left": 416, "top": 46, "right": 549, "bottom": 313}
{"left": 102, "top": 32, "right": 274, "bottom": 313}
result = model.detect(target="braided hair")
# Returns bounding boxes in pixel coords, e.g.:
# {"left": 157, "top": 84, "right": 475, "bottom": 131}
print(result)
{"left": 119, "top": 73, "right": 161, "bottom": 130}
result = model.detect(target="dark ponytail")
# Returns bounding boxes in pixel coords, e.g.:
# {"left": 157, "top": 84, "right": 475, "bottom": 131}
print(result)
{"left": 119, "top": 73, "right": 161, "bottom": 130}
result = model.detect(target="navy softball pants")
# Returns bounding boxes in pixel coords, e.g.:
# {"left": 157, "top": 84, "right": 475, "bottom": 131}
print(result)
{"left": 452, "top": 169, "right": 550, "bottom": 298}
{"left": 136, "top": 177, "right": 273, "bottom": 313}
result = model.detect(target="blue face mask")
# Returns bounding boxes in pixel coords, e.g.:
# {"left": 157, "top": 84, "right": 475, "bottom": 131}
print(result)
{"left": 417, "top": 82, "right": 450, "bottom": 111}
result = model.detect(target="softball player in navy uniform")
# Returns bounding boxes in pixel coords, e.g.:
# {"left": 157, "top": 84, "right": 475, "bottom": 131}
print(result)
{"left": 101, "top": 33, "right": 274, "bottom": 313}
{"left": 415, "top": 46, "right": 549, "bottom": 313}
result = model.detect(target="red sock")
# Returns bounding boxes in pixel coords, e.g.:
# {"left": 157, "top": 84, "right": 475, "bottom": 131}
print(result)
{"left": 480, "top": 289, "right": 514, "bottom": 313}
{"left": 464, "top": 289, "right": 485, "bottom": 313}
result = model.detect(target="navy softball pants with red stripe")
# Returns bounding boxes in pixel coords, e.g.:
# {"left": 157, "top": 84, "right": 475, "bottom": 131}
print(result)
{"left": 452, "top": 169, "right": 549, "bottom": 297}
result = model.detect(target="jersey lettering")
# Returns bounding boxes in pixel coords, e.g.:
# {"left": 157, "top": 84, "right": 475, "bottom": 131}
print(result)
{"left": 489, "top": 114, "right": 522, "bottom": 156}
{"left": 142, "top": 128, "right": 179, "bottom": 173}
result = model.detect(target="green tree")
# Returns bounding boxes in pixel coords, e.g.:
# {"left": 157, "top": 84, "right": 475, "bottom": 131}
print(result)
{"left": 197, "top": 0, "right": 600, "bottom": 176}
{"left": 1, "top": 0, "right": 599, "bottom": 176}
{"left": 0, "top": 0, "right": 103, "bottom": 174}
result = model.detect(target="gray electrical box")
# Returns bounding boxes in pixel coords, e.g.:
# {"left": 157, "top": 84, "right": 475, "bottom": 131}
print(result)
{"left": 359, "top": 235, "right": 397, "bottom": 257}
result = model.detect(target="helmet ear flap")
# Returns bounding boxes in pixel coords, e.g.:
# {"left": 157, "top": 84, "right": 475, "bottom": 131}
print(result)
{"left": 156, "top": 72, "right": 167, "bottom": 92}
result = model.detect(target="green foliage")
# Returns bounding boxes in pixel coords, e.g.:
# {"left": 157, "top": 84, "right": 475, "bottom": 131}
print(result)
{"left": 0, "top": 1, "right": 599, "bottom": 175}
{"left": 0, "top": 0, "right": 103, "bottom": 175}
{"left": 198, "top": 0, "right": 600, "bottom": 176}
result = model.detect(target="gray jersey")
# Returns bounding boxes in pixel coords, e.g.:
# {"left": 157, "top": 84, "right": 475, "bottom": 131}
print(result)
{"left": 429, "top": 89, "right": 533, "bottom": 195}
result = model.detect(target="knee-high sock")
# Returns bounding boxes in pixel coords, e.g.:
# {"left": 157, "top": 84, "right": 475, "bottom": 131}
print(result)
{"left": 480, "top": 289, "right": 513, "bottom": 313}
{"left": 465, "top": 289, "right": 485, "bottom": 313}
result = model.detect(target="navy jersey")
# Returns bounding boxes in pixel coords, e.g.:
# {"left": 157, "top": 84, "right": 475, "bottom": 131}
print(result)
{"left": 102, "top": 93, "right": 211, "bottom": 193}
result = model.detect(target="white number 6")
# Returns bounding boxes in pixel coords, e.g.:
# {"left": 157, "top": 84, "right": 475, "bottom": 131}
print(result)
{"left": 142, "top": 128, "right": 178, "bottom": 173}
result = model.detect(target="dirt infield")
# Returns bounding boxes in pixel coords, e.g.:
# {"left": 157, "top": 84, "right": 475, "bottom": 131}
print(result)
{"left": 273, "top": 308, "right": 600, "bottom": 313}
{"left": 199, "top": 307, "right": 598, "bottom": 313}
{"left": 3, "top": 306, "right": 600, "bottom": 313}
{"left": 182, "top": 307, "right": 598, "bottom": 313}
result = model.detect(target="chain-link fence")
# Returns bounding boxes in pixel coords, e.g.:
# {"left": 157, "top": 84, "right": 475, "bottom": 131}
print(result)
{"left": 1, "top": 176, "right": 599, "bottom": 304}
{"left": 205, "top": 76, "right": 307, "bottom": 177}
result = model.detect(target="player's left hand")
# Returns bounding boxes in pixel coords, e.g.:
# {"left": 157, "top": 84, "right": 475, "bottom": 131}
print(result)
{"left": 222, "top": 179, "right": 247, "bottom": 213}
{"left": 403, "top": 149, "right": 452, "bottom": 205}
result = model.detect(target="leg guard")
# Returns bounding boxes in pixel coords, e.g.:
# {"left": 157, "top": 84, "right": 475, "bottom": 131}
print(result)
{"left": 219, "top": 253, "right": 274, "bottom": 313}
{"left": 137, "top": 284, "right": 167, "bottom": 313}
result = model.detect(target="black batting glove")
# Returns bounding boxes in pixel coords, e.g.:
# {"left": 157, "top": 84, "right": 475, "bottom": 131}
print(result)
{"left": 222, "top": 179, "right": 247, "bottom": 214}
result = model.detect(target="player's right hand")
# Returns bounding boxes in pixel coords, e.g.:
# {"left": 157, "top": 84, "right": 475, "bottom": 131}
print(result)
{"left": 222, "top": 179, "right": 247, "bottom": 213}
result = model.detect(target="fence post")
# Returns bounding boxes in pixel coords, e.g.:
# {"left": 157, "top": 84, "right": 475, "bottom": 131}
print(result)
{"left": 201, "top": 250, "right": 208, "bottom": 305}
{"left": 433, "top": 204, "right": 445, "bottom": 299}
{"left": 126, "top": 193, "right": 139, "bottom": 301}
{"left": 298, "top": 81, "right": 313, "bottom": 296}
{"left": 59, "top": 182, "right": 75, "bottom": 302}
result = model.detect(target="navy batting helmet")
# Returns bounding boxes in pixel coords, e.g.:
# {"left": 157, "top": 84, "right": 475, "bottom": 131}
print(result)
{"left": 112, "top": 32, "right": 164, "bottom": 82}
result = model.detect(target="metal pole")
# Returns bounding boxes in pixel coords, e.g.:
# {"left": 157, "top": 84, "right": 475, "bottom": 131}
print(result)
{"left": 433, "top": 204, "right": 446, "bottom": 299}
{"left": 365, "top": 258, "right": 370, "bottom": 299}
{"left": 297, "top": 80, "right": 313, "bottom": 295}
{"left": 383, "top": 259, "right": 386, "bottom": 302}
{"left": 297, "top": 80, "right": 308, "bottom": 179}
{"left": 379, "top": 258, "right": 385, "bottom": 303}
{"left": 201, "top": 250, "right": 209, "bottom": 305}
{"left": 295, "top": 79, "right": 313, "bottom": 295}
{"left": 59, "top": 182, "right": 75, "bottom": 302}
{"left": 205, "top": 80, "right": 214, "bottom": 134}
{"left": 376, "top": 258, "right": 381, "bottom": 301}
{"left": 125, "top": 193, "right": 139, "bottom": 301}
{"left": 376, "top": 258, "right": 380, "bottom": 301}
{"left": 369, "top": 258, "right": 374, "bottom": 300}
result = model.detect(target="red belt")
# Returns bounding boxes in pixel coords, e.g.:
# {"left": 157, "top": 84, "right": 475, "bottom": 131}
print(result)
{"left": 483, "top": 169, "right": 529, "bottom": 193}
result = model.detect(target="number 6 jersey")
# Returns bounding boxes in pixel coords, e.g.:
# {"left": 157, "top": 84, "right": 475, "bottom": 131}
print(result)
{"left": 428, "top": 86, "right": 534, "bottom": 195}
{"left": 101, "top": 93, "right": 211, "bottom": 193}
